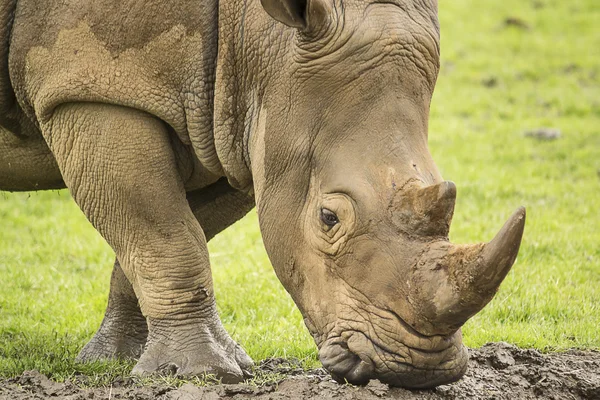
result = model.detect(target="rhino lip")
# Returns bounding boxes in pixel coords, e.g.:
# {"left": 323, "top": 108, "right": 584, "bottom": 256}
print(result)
{"left": 320, "top": 335, "right": 467, "bottom": 388}
{"left": 318, "top": 310, "right": 467, "bottom": 387}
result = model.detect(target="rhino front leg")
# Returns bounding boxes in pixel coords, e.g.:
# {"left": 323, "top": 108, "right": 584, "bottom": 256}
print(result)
{"left": 45, "top": 102, "right": 247, "bottom": 383}
{"left": 183, "top": 179, "right": 256, "bottom": 375}
{"left": 77, "top": 179, "right": 255, "bottom": 374}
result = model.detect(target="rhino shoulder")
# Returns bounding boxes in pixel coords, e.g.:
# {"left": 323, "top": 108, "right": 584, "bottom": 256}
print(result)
{"left": 9, "top": 0, "right": 219, "bottom": 148}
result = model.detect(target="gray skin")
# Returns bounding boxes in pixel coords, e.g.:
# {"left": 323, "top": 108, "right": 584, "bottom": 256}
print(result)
{"left": 0, "top": 0, "right": 526, "bottom": 388}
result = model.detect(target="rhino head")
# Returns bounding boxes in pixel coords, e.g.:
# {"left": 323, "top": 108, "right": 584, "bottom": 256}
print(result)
{"left": 234, "top": 0, "right": 525, "bottom": 388}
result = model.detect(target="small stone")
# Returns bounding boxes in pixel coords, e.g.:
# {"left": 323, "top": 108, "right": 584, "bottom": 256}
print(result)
{"left": 366, "top": 379, "right": 389, "bottom": 397}
{"left": 524, "top": 128, "right": 561, "bottom": 141}
{"left": 510, "top": 374, "right": 531, "bottom": 388}
{"left": 492, "top": 348, "right": 516, "bottom": 370}
{"left": 166, "top": 383, "right": 205, "bottom": 400}
{"left": 482, "top": 76, "right": 498, "bottom": 88}
{"left": 223, "top": 384, "right": 254, "bottom": 396}
{"left": 504, "top": 17, "right": 531, "bottom": 30}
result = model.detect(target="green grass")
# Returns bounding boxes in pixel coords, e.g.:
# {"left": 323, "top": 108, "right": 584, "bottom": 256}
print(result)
{"left": 1, "top": 0, "right": 599, "bottom": 382}
{"left": 431, "top": 0, "right": 600, "bottom": 350}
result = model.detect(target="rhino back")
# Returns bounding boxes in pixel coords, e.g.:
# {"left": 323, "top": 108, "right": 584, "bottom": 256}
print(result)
{"left": 8, "top": 0, "right": 220, "bottom": 164}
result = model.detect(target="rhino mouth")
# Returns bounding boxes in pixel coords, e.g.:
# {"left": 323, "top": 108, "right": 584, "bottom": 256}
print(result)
{"left": 318, "top": 313, "right": 468, "bottom": 388}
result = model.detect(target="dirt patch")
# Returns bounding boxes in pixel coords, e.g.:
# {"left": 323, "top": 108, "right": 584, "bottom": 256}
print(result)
{"left": 524, "top": 127, "right": 562, "bottom": 141}
{"left": 1, "top": 343, "right": 599, "bottom": 400}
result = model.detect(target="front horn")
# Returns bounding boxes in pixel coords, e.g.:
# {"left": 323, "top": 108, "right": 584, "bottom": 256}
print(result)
{"left": 424, "top": 207, "right": 526, "bottom": 333}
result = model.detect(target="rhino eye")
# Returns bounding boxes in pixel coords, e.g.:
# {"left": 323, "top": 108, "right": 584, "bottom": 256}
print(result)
{"left": 320, "top": 208, "right": 339, "bottom": 227}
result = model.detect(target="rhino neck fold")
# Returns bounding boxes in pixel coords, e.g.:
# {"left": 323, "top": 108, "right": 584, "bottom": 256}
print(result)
{"left": 212, "top": 0, "right": 293, "bottom": 194}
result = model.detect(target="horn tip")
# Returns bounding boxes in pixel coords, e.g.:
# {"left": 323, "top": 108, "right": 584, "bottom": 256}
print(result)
{"left": 501, "top": 205, "right": 526, "bottom": 237}
{"left": 486, "top": 206, "right": 527, "bottom": 266}
{"left": 510, "top": 206, "right": 527, "bottom": 235}
{"left": 515, "top": 206, "right": 526, "bottom": 219}
{"left": 443, "top": 180, "right": 457, "bottom": 197}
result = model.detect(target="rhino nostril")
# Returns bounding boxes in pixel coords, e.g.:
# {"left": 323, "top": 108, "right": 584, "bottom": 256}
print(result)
{"left": 325, "top": 352, "right": 360, "bottom": 377}
{"left": 344, "top": 359, "right": 374, "bottom": 385}
{"left": 319, "top": 343, "right": 364, "bottom": 380}
{"left": 157, "top": 362, "right": 179, "bottom": 375}
{"left": 320, "top": 342, "right": 376, "bottom": 385}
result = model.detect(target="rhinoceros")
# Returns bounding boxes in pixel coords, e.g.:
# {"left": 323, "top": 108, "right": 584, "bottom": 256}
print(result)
{"left": 0, "top": 0, "right": 525, "bottom": 388}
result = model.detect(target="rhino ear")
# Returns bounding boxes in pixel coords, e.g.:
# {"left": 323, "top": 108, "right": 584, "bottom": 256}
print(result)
{"left": 260, "top": 0, "right": 329, "bottom": 30}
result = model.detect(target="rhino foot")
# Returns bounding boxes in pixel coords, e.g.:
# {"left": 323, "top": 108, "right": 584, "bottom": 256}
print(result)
{"left": 77, "top": 260, "right": 148, "bottom": 363}
{"left": 76, "top": 321, "right": 148, "bottom": 363}
{"left": 131, "top": 317, "right": 253, "bottom": 383}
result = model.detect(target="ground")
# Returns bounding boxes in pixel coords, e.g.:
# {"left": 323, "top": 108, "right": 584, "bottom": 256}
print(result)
{"left": 1, "top": 343, "right": 599, "bottom": 399}
{"left": 0, "top": 0, "right": 599, "bottom": 398}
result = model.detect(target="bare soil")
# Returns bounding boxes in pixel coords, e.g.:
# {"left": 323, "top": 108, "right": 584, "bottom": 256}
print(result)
{"left": 1, "top": 343, "right": 599, "bottom": 400}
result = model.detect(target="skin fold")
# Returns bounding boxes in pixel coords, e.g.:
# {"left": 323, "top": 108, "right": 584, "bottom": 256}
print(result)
{"left": 0, "top": 0, "right": 525, "bottom": 388}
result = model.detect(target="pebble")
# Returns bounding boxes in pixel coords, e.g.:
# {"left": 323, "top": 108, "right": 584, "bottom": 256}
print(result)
{"left": 524, "top": 128, "right": 561, "bottom": 141}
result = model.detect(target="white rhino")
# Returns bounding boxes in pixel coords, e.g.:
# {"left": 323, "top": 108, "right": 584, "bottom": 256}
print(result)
{"left": 0, "top": 0, "right": 525, "bottom": 388}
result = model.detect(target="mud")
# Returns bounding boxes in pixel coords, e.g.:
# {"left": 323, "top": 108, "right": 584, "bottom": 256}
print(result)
{"left": 1, "top": 343, "right": 599, "bottom": 400}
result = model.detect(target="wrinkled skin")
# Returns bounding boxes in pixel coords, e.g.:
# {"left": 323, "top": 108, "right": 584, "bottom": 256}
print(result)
{"left": 0, "top": 0, "right": 525, "bottom": 388}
